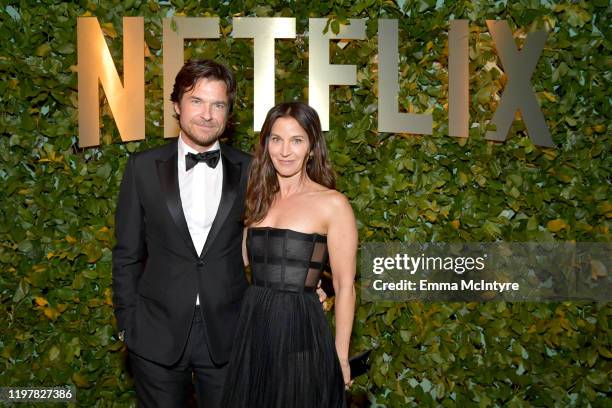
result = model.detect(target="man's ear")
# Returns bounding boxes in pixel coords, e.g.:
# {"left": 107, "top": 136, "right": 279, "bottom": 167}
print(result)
{"left": 173, "top": 102, "right": 181, "bottom": 117}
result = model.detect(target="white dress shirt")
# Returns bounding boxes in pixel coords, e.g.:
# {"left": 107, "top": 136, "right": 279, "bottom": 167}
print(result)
{"left": 177, "top": 133, "right": 223, "bottom": 305}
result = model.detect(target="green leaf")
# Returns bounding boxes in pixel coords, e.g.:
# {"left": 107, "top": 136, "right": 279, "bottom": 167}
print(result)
{"left": 48, "top": 345, "right": 60, "bottom": 361}
{"left": 36, "top": 43, "right": 52, "bottom": 57}
{"left": 13, "top": 279, "right": 29, "bottom": 303}
{"left": 331, "top": 20, "right": 340, "bottom": 34}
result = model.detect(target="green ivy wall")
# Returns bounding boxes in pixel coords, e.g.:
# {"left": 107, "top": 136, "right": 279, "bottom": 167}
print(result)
{"left": 0, "top": 1, "right": 609, "bottom": 407}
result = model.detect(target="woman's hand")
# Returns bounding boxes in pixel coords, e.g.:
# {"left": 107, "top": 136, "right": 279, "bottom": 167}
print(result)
{"left": 339, "top": 358, "right": 353, "bottom": 388}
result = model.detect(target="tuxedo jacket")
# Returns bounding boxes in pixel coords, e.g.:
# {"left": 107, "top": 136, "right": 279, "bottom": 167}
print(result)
{"left": 112, "top": 140, "right": 251, "bottom": 366}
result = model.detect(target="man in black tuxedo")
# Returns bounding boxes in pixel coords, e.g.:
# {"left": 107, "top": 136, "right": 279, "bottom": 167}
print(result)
{"left": 112, "top": 60, "right": 250, "bottom": 407}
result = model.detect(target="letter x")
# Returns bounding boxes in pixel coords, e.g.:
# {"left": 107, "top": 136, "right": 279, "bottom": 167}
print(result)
{"left": 485, "top": 20, "right": 553, "bottom": 147}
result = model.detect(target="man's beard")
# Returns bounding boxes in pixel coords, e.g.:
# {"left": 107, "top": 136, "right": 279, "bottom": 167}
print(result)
{"left": 182, "top": 120, "right": 224, "bottom": 148}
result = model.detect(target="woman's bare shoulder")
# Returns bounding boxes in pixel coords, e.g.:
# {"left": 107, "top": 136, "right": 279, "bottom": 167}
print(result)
{"left": 310, "top": 188, "right": 352, "bottom": 216}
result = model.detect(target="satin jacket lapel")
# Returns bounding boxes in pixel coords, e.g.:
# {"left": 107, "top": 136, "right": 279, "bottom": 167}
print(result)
{"left": 199, "top": 152, "right": 241, "bottom": 259}
{"left": 156, "top": 152, "right": 198, "bottom": 258}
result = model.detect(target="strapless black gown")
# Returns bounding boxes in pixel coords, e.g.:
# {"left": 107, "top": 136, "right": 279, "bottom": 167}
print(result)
{"left": 220, "top": 227, "right": 345, "bottom": 407}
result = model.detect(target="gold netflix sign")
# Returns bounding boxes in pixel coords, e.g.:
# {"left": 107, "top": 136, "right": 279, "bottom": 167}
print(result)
{"left": 77, "top": 17, "right": 553, "bottom": 147}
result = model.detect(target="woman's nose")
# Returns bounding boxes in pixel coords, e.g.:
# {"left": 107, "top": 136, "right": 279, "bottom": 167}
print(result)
{"left": 281, "top": 141, "right": 292, "bottom": 156}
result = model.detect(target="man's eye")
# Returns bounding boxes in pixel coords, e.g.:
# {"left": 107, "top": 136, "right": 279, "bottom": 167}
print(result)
{"left": 192, "top": 99, "right": 201, "bottom": 104}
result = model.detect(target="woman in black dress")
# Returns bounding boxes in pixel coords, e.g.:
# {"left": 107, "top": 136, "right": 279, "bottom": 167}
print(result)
{"left": 221, "top": 102, "right": 357, "bottom": 407}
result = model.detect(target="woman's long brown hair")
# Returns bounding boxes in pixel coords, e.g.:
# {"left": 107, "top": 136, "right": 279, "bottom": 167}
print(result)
{"left": 245, "top": 102, "right": 336, "bottom": 226}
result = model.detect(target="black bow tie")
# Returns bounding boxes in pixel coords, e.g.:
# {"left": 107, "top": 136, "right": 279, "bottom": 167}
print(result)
{"left": 185, "top": 150, "right": 220, "bottom": 171}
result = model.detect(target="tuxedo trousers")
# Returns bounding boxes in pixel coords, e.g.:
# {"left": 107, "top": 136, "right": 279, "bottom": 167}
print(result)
{"left": 128, "top": 306, "right": 228, "bottom": 408}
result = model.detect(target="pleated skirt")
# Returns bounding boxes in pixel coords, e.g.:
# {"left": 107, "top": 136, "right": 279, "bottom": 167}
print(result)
{"left": 220, "top": 285, "right": 346, "bottom": 408}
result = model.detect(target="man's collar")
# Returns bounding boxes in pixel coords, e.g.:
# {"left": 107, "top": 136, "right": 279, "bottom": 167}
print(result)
{"left": 178, "top": 132, "right": 220, "bottom": 157}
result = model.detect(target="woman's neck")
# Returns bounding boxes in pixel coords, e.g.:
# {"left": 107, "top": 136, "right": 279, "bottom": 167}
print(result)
{"left": 277, "top": 171, "right": 310, "bottom": 198}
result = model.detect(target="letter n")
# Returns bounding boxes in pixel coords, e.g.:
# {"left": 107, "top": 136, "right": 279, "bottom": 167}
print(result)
{"left": 77, "top": 17, "right": 144, "bottom": 147}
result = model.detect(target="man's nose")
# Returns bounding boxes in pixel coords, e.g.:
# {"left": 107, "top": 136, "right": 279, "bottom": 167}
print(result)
{"left": 199, "top": 103, "right": 213, "bottom": 120}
